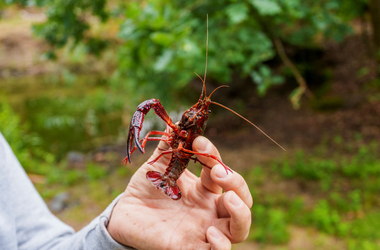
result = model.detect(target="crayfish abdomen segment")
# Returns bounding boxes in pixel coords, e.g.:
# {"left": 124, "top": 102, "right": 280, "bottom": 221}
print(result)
{"left": 146, "top": 171, "right": 181, "bottom": 200}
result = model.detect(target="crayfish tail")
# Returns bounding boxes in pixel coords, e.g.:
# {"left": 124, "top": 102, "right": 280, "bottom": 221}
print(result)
{"left": 146, "top": 171, "right": 181, "bottom": 200}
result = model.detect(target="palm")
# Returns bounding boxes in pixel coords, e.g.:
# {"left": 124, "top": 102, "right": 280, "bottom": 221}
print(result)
{"left": 114, "top": 145, "right": 221, "bottom": 249}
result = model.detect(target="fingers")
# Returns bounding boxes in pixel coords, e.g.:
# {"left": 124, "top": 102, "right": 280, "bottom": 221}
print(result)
{"left": 225, "top": 191, "right": 251, "bottom": 242}
{"left": 213, "top": 191, "right": 252, "bottom": 243}
{"left": 207, "top": 226, "right": 231, "bottom": 250}
{"left": 200, "top": 169, "right": 222, "bottom": 195}
{"left": 193, "top": 136, "right": 223, "bottom": 194}
{"left": 211, "top": 164, "right": 253, "bottom": 209}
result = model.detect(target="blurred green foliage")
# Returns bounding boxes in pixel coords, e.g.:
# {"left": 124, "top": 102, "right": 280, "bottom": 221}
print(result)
{"left": 310, "top": 199, "right": 349, "bottom": 236}
{"left": 0, "top": 98, "right": 111, "bottom": 185}
{"left": 86, "top": 163, "right": 108, "bottom": 180}
{"left": 277, "top": 141, "right": 380, "bottom": 183}
{"left": 348, "top": 240, "right": 380, "bottom": 250}
{"left": 47, "top": 167, "right": 84, "bottom": 185}
{"left": 0, "top": 98, "right": 56, "bottom": 174}
{"left": 245, "top": 137, "right": 380, "bottom": 247}
{"left": 2, "top": 75, "right": 126, "bottom": 159}
{"left": 250, "top": 205, "right": 290, "bottom": 244}
{"left": 5, "top": 0, "right": 368, "bottom": 105}
{"left": 6, "top": 0, "right": 108, "bottom": 58}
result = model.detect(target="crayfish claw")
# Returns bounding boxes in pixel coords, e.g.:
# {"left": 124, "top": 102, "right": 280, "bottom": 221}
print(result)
{"left": 133, "top": 127, "right": 144, "bottom": 154}
{"left": 126, "top": 129, "right": 133, "bottom": 163}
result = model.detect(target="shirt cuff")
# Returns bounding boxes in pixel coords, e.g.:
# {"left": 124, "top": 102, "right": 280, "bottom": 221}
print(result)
{"left": 97, "top": 194, "right": 135, "bottom": 250}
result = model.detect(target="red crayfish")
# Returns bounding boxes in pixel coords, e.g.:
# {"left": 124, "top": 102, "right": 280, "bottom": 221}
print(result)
{"left": 122, "top": 19, "right": 285, "bottom": 200}
{"left": 122, "top": 75, "right": 285, "bottom": 200}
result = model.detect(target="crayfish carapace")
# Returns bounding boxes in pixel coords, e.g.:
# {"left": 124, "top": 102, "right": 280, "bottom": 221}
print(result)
{"left": 122, "top": 17, "right": 285, "bottom": 200}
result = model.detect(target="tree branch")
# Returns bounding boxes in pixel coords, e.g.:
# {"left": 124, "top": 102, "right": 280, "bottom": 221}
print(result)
{"left": 273, "top": 37, "right": 314, "bottom": 108}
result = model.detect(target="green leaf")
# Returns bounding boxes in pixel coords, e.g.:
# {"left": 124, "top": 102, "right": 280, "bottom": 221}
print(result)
{"left": 150, "top": 32, "right": 174, "bottom": 46}
{"left": 250, "top": 65, "right": 284, "bottom": 96}
{"left": 154, "top": 49, "right": 174, "bottom": 72}
{"left": 250, "top": 0, "right": 282, "bottom": 16}
{"left": 118, "top": 19, "right": 136, "bottom": 40}
{"left": 42, "top": 50, "right": 57, "bottom": 60}
{"left": 272, "top": 75, "right": 284, "bottom": 85}
{"left": 225, "top": 3, "right": 249, "bottom": 24}
{"left": 181, "top": 39, "right": 201, "bottom": 55}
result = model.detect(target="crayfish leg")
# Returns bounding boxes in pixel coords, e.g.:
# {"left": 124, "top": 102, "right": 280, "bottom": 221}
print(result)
{"left": 190, "top": 156, "right": 212, "bottom": 170}
{"left": 147, "top": 148, "right": 175, "bottom": 165}
{"left": 181, "top": 148, "right": 233, "bottom": 175}
{"left": 123, "top": 130, "right": 170, "bottom": 165}
{"left": 140, "top": 131, "right": 170, "bottom": 149}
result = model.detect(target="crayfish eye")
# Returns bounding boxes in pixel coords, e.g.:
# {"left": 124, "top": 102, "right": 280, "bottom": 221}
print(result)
{"left": 208, "top": 110, "right": 211, "bottom": 113}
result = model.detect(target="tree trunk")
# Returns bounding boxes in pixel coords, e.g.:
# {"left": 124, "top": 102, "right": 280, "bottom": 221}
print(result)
{"left": 369, "top": 0, "right": 380, "bottom": 61}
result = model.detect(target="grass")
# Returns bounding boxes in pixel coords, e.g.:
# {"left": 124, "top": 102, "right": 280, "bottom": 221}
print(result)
{"left": 243, "top": 136, "right": 380, "bottom": 248}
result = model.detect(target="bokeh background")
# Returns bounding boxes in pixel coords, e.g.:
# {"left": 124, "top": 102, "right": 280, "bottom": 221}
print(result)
{"left": 1, "top": 0, "right": 380, "bottom": 249}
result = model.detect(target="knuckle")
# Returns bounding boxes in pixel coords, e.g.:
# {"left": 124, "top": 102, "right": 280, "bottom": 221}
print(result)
{"left": 229, "top": 174, "right": 246, "bottom": 193}
{"left": 231, "top": 208, "right": 251, "bottom": 243}
{"left": 231, "top": 232, "right": 248, "bottom": 244}
{"left": 240, "top": 230, "right": 250, "bottom": 242}
{"left": 243, "top": 211, "right": 252, "bottom": 227}
{"left": 236, "top": 206, "right": 252, "bottom": 225}
{"left": 227, "top": 170, "right": 243, "bottom": 185}
{"left": 232, "top": 221, "right": 250, "bottom": 243}
{"left": 236, "top": 176, "right": 246, "bottom": 190}
{"left": 229, "top": 174, "right": 253, "bottom": 207}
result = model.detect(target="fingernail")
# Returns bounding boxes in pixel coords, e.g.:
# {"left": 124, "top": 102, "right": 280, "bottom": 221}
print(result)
{"left": 208, "top": 226, "right": 221, "bottom": 239}
{"left": 230, "top": 193, "right": 242, "bottom": 207}
{"left": 195, "top": 136, "right": 209, "bottom": 152}
{"left": 215, "top": 164, "right": 228, "bottom": 178}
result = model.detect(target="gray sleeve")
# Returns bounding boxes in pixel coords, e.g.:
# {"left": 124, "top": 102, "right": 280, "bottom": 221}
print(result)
{"left": 0, "top": 132, "right": 134, "bottom": 250}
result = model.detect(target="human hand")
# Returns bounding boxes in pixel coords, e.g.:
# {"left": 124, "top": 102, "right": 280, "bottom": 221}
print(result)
{"left": 107, "top": 136, "right": 253, "bottom": 250}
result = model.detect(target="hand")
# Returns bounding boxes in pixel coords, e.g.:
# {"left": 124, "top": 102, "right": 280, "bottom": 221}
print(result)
{"left": 107, "top": 136, "right": 253, "bottom": 250}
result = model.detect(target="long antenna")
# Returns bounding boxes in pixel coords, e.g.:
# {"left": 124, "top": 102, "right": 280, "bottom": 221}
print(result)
{"left": 204, "top": 15, "right": 209, "bottom": 86}
{"left": 211, "top": 101, "right": 286, "bottom": 151}
{"left": 208, "top": 85, "right": 229, "bottom": 99}
{"left": 195, "top": 72, "right": 206, "bottom": 98}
